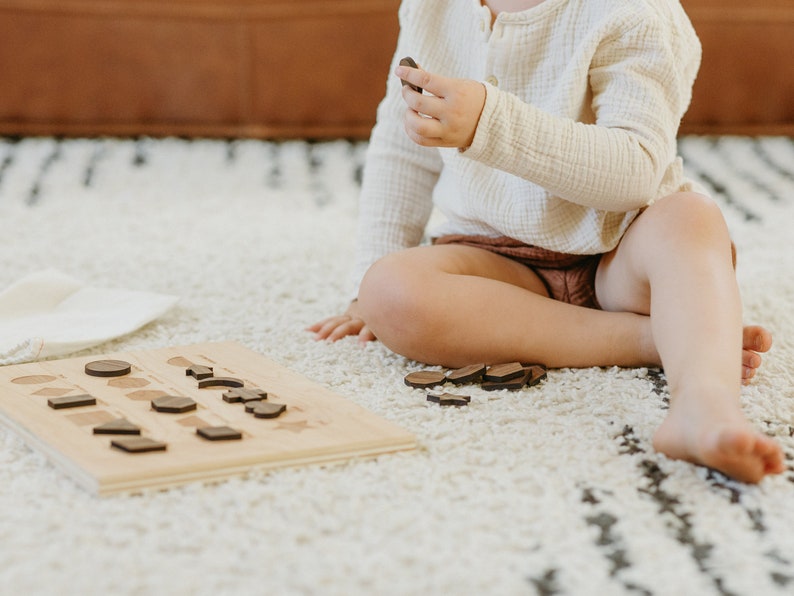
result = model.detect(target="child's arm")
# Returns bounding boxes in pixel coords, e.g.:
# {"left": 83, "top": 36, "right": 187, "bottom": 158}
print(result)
{"left": 397, "top": 15, "right": 699, "bottom": 213}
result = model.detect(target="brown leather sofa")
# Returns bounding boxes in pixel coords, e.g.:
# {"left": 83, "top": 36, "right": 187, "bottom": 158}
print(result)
{"left": 0, "top": 0, "right": 791, "bottom": 139}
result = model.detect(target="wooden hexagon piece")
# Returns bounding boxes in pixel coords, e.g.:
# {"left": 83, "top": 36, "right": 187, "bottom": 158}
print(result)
{"left": 151, "top": 395, "right": 197, "bottom": 413}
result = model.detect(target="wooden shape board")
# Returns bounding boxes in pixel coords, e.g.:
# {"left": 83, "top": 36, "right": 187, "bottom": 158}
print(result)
{"left": 0, "top": 342, "right": 417, "bottom": 496}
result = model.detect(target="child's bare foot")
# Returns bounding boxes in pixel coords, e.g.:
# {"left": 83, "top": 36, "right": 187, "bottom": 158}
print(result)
{"left": 742, "top": 325, "right": 772, "bottom": 384}
{"left": 653, "top": 387, "right": 785, "bottom": 483}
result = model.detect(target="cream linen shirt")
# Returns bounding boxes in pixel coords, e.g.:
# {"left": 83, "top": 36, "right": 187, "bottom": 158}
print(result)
{"left": 353, "top": 0, "right": 702, "bottom": 293}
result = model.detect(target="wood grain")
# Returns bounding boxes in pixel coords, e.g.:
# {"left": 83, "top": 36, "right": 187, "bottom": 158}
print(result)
{"left": 0, "top": 342, "right": 416, "bottom": 495}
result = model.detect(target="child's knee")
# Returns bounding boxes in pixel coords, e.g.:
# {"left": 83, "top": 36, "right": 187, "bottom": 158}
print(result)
{"left": 646, "top": 192, "right": 730, "bottom": 247}
{"left": 358, "top": 254, "right": 426, "bottom": 336}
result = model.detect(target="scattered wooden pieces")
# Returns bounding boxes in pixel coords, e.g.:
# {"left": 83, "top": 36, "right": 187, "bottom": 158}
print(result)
{"left": 404, "top": 370, "right": 447, "bottom": 389}
{"left": 410, "top": 362, "right": 547, "bottom": 401}
{"left": 483, "top": 362, "right": 525, "bottom": 382}
{"left": 196, "top": 426, "right": 243, "bottom": 441}
{"left": 93, "top": 418, "right": 141, "bottom": 435}
{"left": 399, "top": 56, "right": 423, "bottom": 94}
{"left": 47, "top": 394, "right": 97, "bottom": 409}
{"left": 151, "top": 395, "right": 197, "bottom": 413}
{"left": 427, "top": 392, "right": 471, "bottom": 407}
{"left": 249, "top": 401, "right": 287, "bottom": 419}
{"left": 186, "top": 365, "right": 214, "bottom": 380}
{"left": 197, "top": 376, "right": 244, "bottom": 389}
{"left": 222, "top": 388, "right": 267, "bottom": 403}
{"left": 111, "top": 437, "right": 167, "bottom": 453}
{"left": 84, "top": 359, "right": 132, "bottom": 377}
{"left": 446, "top": 363, "right": 486, "bottom": 385}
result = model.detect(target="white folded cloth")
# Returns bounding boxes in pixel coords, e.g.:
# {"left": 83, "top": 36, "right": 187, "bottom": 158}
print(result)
{"left": 0, "top": 270, "right": 179, "bottom": 365}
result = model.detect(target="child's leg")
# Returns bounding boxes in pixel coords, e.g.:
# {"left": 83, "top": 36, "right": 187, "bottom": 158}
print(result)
{"left": 595, "top": 192, "right": 784, "bottom": 482}
{"left": 357, "top": 244, "right": 658, "bottom": 369}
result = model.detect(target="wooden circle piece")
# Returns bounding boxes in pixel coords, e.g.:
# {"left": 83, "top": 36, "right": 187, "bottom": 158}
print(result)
{"left": 85, "top": 359, "right": 132, "bottom": 377}
{"left": 404, "top": 370, "right": 447, "bottom": 389}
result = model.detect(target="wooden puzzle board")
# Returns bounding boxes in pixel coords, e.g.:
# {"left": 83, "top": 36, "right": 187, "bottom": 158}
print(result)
{"left": 0, "top": 342, "right": 417, "bottom": 496}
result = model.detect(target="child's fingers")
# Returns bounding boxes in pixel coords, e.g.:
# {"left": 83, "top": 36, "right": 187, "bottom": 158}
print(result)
{"left": 395, "top": 65, "right": 451, "bottom": 98}
{"left": 403, "top": 108, "right": 445, "bottom": 146}
{"left": 326, "top": 318, "right": 367, "bottom": 342}
{"left": 357, "top": 325, "right": 377, "bottom": 343}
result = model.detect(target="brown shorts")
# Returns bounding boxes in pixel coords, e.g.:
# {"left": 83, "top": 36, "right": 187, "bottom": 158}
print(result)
{"left": 433, "top": 234, "right": 603, "bottom": 309}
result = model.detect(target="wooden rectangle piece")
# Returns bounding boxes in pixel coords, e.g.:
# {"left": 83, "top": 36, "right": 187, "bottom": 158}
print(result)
{"left": 0, "top": 342, "right": 417, "bottom": 496}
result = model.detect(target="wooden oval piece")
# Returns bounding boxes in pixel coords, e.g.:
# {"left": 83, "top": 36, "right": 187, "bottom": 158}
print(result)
{"left": 85, "top": 359, "right": 132, "bottom": 377}
{"left": 404, "top": 370, "right": 447, "bottom": 389}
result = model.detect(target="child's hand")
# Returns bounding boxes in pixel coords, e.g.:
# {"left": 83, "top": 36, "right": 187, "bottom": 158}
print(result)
{"left": 307, "top": 300, "right": 376, "bottom": 344}
{"left": 395, "top": 63, "right": 486, "bottom": 149}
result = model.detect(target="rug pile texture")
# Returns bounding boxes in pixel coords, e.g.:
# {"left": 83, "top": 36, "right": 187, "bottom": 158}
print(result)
{"left": 0, "top": 136, "right": 792, "bottom": 595}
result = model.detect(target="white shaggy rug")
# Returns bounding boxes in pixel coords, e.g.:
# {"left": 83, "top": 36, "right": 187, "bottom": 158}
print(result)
{"left": 0, "top": 135, "right": 793, "bottom": 595}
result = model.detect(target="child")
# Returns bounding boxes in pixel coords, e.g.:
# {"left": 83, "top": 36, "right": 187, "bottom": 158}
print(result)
{"left": 309, "top": 0, "right": 784, "bottom": 483}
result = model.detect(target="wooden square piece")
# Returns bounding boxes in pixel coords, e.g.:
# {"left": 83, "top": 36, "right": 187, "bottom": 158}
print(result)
{"left": 196, "top": 426, "right": 242, "bottom": 441}
{"left": 47, "top": 394, "right": 97, "bottom": 409}
{"left": 111, "top": 437, "right": 167, "bottom": 453}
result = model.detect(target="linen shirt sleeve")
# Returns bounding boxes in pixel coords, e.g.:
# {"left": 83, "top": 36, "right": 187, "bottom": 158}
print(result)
{"left": 463, "top": 14, "right": 699, "bottom": 213}
{"left": 350, "top": 15, "right": 443, "bottom": 296}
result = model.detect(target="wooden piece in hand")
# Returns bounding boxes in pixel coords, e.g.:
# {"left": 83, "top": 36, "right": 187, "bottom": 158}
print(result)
{"left": 84, "top": 359, "right": 131, "bottom": 377}
{"left": 446, "top": 363, "right": 486, "bottom": 385}
{"left": 399, "top": 56, "right": 423, "bottom": 94}
{"left": 427, "top": 392, "right": 471, "bottom": 407}
{"left": 111, "top": 437, "right": 167, "bottom": 453}
{"left": 47, "top": 394, "right": 97, "bottom": 409}
{"left": 93, "top": 418, "right": 141, "bottom": 435}
{"left": 483, "top": 362, "right": 525, "bottom": 382}
{"left": 151, "top": 395, "right": 197, "bottom": 413}
{"left": 404, "top": 370, "right": 447, "bottom": 389}
{"left": 249, "top": 401, "right": 287, "bottom": 419}
{"left": 196, "top": 426, "right": 243, "bottom": 441}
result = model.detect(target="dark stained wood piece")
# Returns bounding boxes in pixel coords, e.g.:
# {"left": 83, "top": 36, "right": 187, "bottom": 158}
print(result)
{"left": 483, "top": 362, "right": 525, "bottom": 382}
{"left": 482, "top": 369, "right": 532, "bottom": 391}
{"left": 186, "top": 364, "right": 214, "bottom": 380}
{"left": 151, "top": 395, "right": 197, "bottom": 413}
{"left": 47, "top": 394, "right": 97, "bottom": 409}
{"left": 404, "top": 370, "right": 447, "bottom": 389}
{"left": 525, "top": 365, "right": 547, "bottom": 387}
{"left": 399, "top": 56, "right": 423, "bottom": 94}
{"left": 249, "top": 401, "right": 287, "bottom": 419}
{"left": 446, "top": 363, "right": 486, "bottom": 385}
{"left": 111, "top": 437, "right": 167, "bottom": 453}
{"left": 93, "top": 418, "right": 141, "bottom": 435}
{"left": 197, "top": 376, "right": 244, "bottom": 389}
{"left": 84, "top": 359, "right": 132, "bottom": 377}
{"left": 222, "top": 388, "right": 267, "bottom": 403}
{"left": 196, "top": 426, "right": 243, "bottom": 441}
{"left": 426, "top": 392, "right": 471, "bottom": 407}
